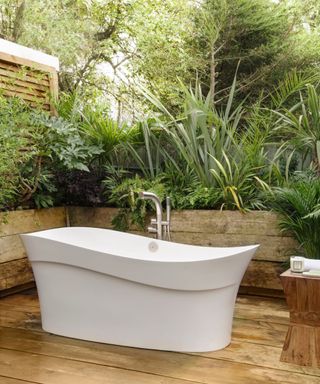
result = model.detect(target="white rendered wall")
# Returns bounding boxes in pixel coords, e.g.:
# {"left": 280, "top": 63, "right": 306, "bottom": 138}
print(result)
{"left": 0, "top": 38, "right": 59, "bottom": 71}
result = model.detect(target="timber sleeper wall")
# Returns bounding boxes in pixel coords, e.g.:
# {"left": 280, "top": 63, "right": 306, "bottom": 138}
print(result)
{"left": 0, "top": 207, "right": 297, "bottom": 295}
{"left": 0, "top": 208, "right": 67, "bottom": 295}
{"left": 69, "top": 207, "right": 298, "bottom": 294}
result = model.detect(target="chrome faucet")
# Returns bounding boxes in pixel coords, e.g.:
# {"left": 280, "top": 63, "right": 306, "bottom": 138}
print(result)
{"left": 139, "top": 191, "right": 171, "bottom": 240}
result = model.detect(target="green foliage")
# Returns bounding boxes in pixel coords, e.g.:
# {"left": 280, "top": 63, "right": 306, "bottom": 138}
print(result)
{"left": 273, "top": 83, "right": 320, "bottom": 173}
{"left": 130, "top": 0, "right": 199, "bottom": 110}
{"left": 0, "top": 95, "right": 102, "bottom": 209}
{"left": 210, "top": 151, "right": 269, "bottom": 211}
{"left": 81, "top": 109, "right": 136, "bottom": 164}
{"left": 57, "top": 92, "right": 136, "bottom": 165}
{"left": 270, "top": 174, "right": 320, "bottom": 259}
{"left": 3, "top": 0, "right": 320, "bottom": 220}
{"left": 16, "top": 0, "right": 132, "bottom": 91}
{"left": 193, "top": 0, "right": 295, "bottom": 102}
{"left": 124, "top": 119, "right": 167, "bottom": 179}
{"left": 155, "top": 164, "right": 220, "bottom": 209}
{"left": 103, "top": 167, "right": 224, "bottom": 230}
{"left": 135, "top": 78, "right": 273, "bottom": 210}
{"left": 35, "top": 114, "right": 103, "bottom": 172}
{"left": 0, "top": 96, "right": 41, "bottom": 208}
{"left": 2, "top": 0, "right": 320, "bottom": 118}
{"left": 104, "top": 171, "right": 166, "bottom": 231}
{"left": 141, "top": 78, "right": 242, "bottom": 187}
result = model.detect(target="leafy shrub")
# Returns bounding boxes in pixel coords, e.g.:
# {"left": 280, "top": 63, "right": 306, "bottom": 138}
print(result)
{"left": 270, "top": 173, "right": 320, "bottom": 259}
{"left": 272, "top": 84, "right": 320, "bottom": 174}
{"left": 104, "top": 170, "right": 166, "bottom": 231}
{"left": 57, "top": 92, "right": 137, "bottom": 166}
{"left": 0, "top": 96, "right": 39, "bottom": 208}
{"left": 0, "top": 96, "right": 102, "bottom": 209}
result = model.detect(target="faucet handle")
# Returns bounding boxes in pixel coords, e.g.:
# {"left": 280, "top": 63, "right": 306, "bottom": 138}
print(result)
{"left": 147, "top": 226, "right": 157, "bottom": 233}
{"left": 166, "top": 196, "right": 171, "bottom": 223}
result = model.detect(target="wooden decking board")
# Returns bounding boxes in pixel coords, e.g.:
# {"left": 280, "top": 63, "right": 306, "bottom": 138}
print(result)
{"left": 0, "top": 349, "right": 204, "bottom": 384}
{"left": 194, "top": 341, "right": 320, "bottom": 376}
{"left": 1, "top": 327, "right": 320, "bottom": 379}
{"left": 1, "top": 345, "right": 320, "bottom": 384}
{"left": 232, "top": 318, "right": 289, "bottom": 348}
{"left": 0, "top": 376, "right": 39, "bottom": 384}
{"left": 0, "top": 290, "right": 320, "bottom": 383}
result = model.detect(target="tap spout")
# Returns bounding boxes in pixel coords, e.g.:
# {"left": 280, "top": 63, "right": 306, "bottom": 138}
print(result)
{"left": 139, "top": 191, "right": 162, "bottom": 239}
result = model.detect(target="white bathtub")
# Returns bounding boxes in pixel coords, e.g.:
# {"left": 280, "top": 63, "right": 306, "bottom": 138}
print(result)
{"left": 21, "top": 227, "right": 258, "bottom": 352}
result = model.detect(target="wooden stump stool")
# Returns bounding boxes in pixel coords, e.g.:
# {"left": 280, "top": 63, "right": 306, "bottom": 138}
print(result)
{"left": 280, "top": 270, "right": 320, "bottom": 367}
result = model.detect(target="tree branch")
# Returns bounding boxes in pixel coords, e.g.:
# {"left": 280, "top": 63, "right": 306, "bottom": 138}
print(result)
{"left": 94, "top": 1, "right": 122, "bottom": 42}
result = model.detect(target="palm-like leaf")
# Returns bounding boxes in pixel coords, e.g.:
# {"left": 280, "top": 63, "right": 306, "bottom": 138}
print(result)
{"left": 271, "top": 178, "right": 320, "bottom": 259}
{"left": 139, "top": 78, "right": 242, "bottom": 187}
{"left": 270, "top": 70, "right": 318, "bottom": 108}
{"left": 273, "top": 84, "right": 320, "bottom": 172}
{"left": 81, "top": 110, "right": 136, "bottom": 163}
{"left": 210, "top": 151, "right": 270, "bottom": 211}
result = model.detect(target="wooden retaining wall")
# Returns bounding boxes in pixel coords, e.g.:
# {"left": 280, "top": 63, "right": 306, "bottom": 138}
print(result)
{"left": 69, "top": 207, "right": 297, "bottom": 295}
{"left": 0, "top": 207, "right": 297, "bottom": 296}
{"left": 0, "top": 208, "right": 67, "bottom": 296}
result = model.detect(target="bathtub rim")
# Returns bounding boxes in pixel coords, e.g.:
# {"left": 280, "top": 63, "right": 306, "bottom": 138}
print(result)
{"left": 21, "top": 226, "right": 260, "bottom": 291}
{"left": 20, "top": 226, "right": 260, "bottom": 264}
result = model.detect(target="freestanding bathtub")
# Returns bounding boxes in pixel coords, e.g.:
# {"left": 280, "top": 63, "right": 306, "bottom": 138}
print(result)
{"left": 21, "top": 227, "right": 259, "bottom": 352}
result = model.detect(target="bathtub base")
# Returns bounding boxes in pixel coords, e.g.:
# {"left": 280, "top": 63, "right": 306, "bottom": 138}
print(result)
{"left": 34, "top": 262, "right": 238, "bottom": 352}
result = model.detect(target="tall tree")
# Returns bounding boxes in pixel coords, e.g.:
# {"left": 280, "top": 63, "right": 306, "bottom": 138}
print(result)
{"left": 0, "top": 0, "right": 26, "bottom": 41}
{"left": 194, "top": 0, "right": 293, "bottom": 105}
{"left": 1, "top": 0, "right": 320, "bottom": 118}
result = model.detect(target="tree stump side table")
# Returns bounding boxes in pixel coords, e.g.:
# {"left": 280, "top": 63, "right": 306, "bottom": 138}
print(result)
{"left": 280, "top": 269, "right": 320, "bottom": 367}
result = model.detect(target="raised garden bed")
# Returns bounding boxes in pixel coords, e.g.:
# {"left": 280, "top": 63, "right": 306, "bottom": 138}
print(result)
{"left": 0, "top": 208, "right": 67, "bottom": 296}
{"left": 0, "top": 207, "right": 297, "bottom": 296}
{"left": 69, "top": 207, "right": 297, "bottom": 296}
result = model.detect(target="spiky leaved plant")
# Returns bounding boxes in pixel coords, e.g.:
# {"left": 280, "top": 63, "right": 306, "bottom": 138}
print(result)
{"left": 271, "top": 175, "right": 320, "bottom": 259}
{"left": 273, "top": 84, "right": 320, "bottom": 175}
{"left": 140, "top": 77, "right": 242, "bottom": 187}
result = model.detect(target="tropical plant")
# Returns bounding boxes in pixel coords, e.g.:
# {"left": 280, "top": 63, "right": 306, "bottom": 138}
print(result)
{"left": 0, "top": 95, "right": 104, "bottom": 209}
{"left": 103, "top": 171, "right": 166, "bottom": 231}
{"left": 0, "top": 135, "right": 24, "bottom": 208}
{"left": 210, "top": 151, "right": 270, "bottom": 211}
{"left": 123, "top": 119, "right": 167, "bottom": 179}
{"left": 0, "top": 96, "right": 40, "bottom": 208}
{"left": 273, "top": 84, "right": 320, "bottom": 174}
{"left": 81, "top": 109, "right": 136, "bottom": 165}
{"left": 271, "top": 174, "right": 320, "bottom": 259}
{"left": 57, "top": 92, "right": 136, "bottom": 166}
{"left": 36, "top": 114, "right": 103, "bottom": 172}
{"left": 141, "top": 78, "right": 242, "bottom": 187}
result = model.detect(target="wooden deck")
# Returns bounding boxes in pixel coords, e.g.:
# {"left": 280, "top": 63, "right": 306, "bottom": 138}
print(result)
{"left": 0, "top": 290, "right": 319, "bottom": 383}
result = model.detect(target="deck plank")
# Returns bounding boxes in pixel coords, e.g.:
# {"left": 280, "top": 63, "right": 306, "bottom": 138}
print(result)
{"left": 195, "top": 340, "right": 320, "bottom": 376}
{"left": 0, "top": 377, "right": 37, "bottom": 384}
{"left": 1, "top": 291, "right": 320, "bottom": 383}
{"left": 1, "top": 327, "right": 320, "bottom": 378}
{"left": 235, "top": 296, "right": 289, "bottom": 324}
{"left": 0, "top": 349, "right": 202, "bottom": 384}
{"left": 0, "top": 337, "right": 320, "bottom": 384}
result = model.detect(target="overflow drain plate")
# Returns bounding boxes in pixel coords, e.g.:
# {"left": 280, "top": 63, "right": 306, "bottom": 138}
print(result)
{"left": 148, "top": 241, "right": 159, "bottom": 252}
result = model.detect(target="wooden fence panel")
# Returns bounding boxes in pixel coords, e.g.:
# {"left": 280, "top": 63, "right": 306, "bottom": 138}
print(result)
{"left": 0, "top": 52, "right": 58, "bottom": 114}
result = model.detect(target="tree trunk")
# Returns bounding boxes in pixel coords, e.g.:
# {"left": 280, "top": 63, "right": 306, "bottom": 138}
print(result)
{"left": 209, "top": 41, "right": 216, "bottom": 107}
{"left": 12, "top": 1, "right": 26, "bottom": 42}
{"left": 117, "top": 98, "right": 122, "bottom": 126}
